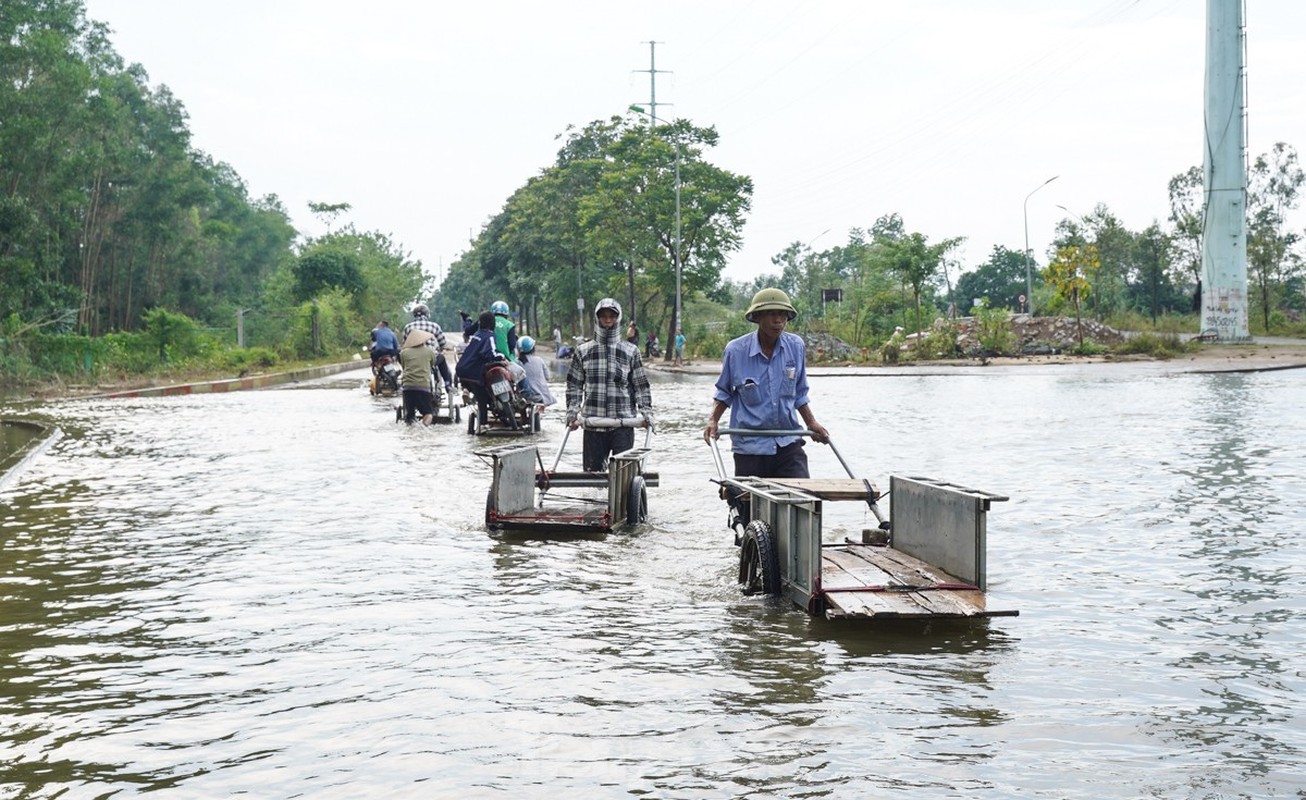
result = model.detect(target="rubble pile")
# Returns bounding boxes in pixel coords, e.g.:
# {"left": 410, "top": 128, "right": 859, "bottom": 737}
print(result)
{"left": 907, "top": 314, "right": 1126, "bottom": 357}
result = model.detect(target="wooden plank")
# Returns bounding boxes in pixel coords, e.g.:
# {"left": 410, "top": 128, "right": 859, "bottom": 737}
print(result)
{"left": 818, "top": 544, "right": 993, "bottom": 619}
{"left": 767, "top": 478, "right": 880, "bottom": 501}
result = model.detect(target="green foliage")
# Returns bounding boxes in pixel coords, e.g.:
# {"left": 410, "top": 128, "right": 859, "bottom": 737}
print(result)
{"left": 1104, "top": 310, "right": 1197, "bottom": 335}
{"left": 141, "top": 307, "right": 203, "bottom": 364}
{"left": 1044, "top": 244, "right": 1099, "bottom": 347}
{"left": 879, "top": 328, "right": 906, "bottom": 363}
{"left": 293, "top": 246, "right": 365, "bottom": 303}
{"left": 974, "top": 303, "right": 1017, "bottom": 355}
{"left": 283, "top": 289, "right": 363, "bottom": 359}
{"left": 218, "top": 347, "right": 280, "bottom": 371}
{"left": 440, "top": 114, "right": 752, "bottom": 346}
{"left": 1111, "top": 332, "right": 1193, "bottom": 359}
{"left": 913, "top": 320, "right": 963, "bottom": 361}
{"left": 688, "top": 314, "right": 753, "bottom": 361}
{"left": 1070, "top": 341, "right": 1108, "bottom": 356}
{"left": 955, "top": 245, "right": 1029, "bottom": 312}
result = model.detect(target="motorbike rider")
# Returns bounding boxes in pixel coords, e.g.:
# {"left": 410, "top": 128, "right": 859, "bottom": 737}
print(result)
{"left": 402, "top": 304, "right": 453, "bottom": 395}
{"left": 456, "top": 311, "right": 504, "bottom": 409}
{"left": 517, "top": 336, "right": 556, "bottom": 410}
{"left": 369, "top": 320, "right": 400, "bottom": 370}
{"left": 399, "top": 329, "right": 438, "bottom": 425}
{"left": 487, "top": 300, "right": 544, "bottom": 403}
{"left": 565, "top": 298, "right": 654, "bottom": 472}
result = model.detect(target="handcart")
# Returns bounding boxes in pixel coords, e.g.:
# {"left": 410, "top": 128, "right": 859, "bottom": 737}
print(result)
{"left": 392, "top": 382, "right": 461, "bottom": 424}
{"left": 710, "top": 428, "right": 1018, "bottom": 621}
{"left": 477, "top": 415, "right": 656, "bottom": 533}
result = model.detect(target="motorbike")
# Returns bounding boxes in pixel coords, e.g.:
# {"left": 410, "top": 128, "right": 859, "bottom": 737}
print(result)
{"left": 464, "top": 359, "right": 538, "bottom": 435}
{"left": 370, "top": 354, "right": 402, "bottom": 396}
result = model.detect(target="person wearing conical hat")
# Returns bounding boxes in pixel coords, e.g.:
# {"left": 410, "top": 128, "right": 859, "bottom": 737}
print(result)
{"left": 399, "top": 328, "right": 438, "bottom": 425}
{"left": 703, "top": 288, "right": 830, "bottom": 528}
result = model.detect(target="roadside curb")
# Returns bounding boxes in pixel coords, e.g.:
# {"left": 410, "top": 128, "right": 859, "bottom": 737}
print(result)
{"left": 90, "top": 361, "right": 363, "bottom": 400}
{"left": 0, "top": 419, "right": 63, "bottom": 491}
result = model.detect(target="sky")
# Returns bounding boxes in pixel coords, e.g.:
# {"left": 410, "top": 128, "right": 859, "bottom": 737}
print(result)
{"left": 80, "top": 0, "right": 1306, "bottom": 290}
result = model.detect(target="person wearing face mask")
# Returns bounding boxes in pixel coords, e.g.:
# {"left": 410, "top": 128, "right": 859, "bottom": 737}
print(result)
{"left": 565, "top": 298, "right": 654, "bottom": 472}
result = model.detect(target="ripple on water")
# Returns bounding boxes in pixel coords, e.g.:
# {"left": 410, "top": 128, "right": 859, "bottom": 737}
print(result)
{"left": 1, "top": 367, "right": 1303, "bottom": 797}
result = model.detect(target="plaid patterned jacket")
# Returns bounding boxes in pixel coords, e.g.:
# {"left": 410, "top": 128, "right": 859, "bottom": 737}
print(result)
{"left": 402, "top": 318, "right": 447, "bottom": 352}
{"left": 565, "top": 325, "right": 653, "bottom": 420}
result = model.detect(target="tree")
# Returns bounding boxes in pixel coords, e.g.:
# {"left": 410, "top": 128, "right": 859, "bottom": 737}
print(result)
{"left": 955, "top": 245, "right": 1028, "bottom": 313}
{"left": 1167, "top": 166, "right": 1203, "bottom": 285}
{"left": 1044, "top": 244, "right": 1099, "bottom": 347}
{"left": 883, "top": 231, "right": 962, "bottom": 337}
{"left": 292, "top": 246, "right": 364, "bottom": 302}
{"left": 1246, "top": 142, "right": 1304, "bottom": 330}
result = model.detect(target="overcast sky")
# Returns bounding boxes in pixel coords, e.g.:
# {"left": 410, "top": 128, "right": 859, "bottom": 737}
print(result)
{"left": 81, "top": 0, "right": 1306, "bottom": 290}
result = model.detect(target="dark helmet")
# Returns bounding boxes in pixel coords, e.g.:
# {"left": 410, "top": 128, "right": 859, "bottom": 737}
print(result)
{"left": 412, "top": 303, "right": 430, "bottom": 319}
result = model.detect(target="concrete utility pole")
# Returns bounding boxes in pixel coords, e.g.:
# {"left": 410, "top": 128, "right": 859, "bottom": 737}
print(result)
{"left": 1201, "top": 0, "right": 1250, "bottom": 341}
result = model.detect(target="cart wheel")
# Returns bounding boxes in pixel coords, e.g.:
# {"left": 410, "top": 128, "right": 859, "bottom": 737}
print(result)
{"left": 625, "top": 475, "right": 648, "bottom": 525}
{"left": 738, "top": 520, "right": 780, "bottom": 596}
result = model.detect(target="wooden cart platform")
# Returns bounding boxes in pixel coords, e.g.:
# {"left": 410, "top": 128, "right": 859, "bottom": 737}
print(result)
{"left": 476, "top": 436, "right": 656, "bottom": 534}
{"left": 759, "top": 477, "right": 1013, "bottom": 619}
{"left": 720, "top": 466, "right": 1018, "bottom": 621}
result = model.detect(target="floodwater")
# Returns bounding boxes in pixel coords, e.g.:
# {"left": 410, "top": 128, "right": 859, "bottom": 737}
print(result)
{"left": 1, "top": 362, "right": 1303, "bottom": 799}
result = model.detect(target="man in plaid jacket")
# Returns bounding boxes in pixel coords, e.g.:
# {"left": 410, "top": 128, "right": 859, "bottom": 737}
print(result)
{"left": 402, "top": 304, "right": 452, "bottom": 392}
{"left": 565, "top": 298, "right": 654, "bottom": 472}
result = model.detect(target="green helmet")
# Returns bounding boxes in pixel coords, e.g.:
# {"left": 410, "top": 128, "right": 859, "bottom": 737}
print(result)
{"left": 745, "top": 288, "right": 797, "bottom": 322}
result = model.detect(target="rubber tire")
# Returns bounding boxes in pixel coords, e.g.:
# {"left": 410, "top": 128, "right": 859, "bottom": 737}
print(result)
{"left": 625, "top": 475, "right": 648, "bottom": 526}
{"left": 498, "top": 399, "right": 519, "bottom": 431}
{"left": 466, "top": 408, "right": 477, "bottom": 435}
{"left": 738, "top": 520, "right": 780, "bottom": 596}
{"left": 532, "top": 409, "right": 542, "bottom": 433}
{"left": 454, "top": 405, "right": 461, "bottom": 424}
{"left": 485, "top": 488, "right": 496, "bottom": 528}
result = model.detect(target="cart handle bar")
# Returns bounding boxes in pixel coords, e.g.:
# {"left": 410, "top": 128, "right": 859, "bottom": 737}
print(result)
{"left": 551, "top": 415, "right": 653, "bottom": 473}
{"left": 709, "top": 427, "right": 886, "bottom": 525}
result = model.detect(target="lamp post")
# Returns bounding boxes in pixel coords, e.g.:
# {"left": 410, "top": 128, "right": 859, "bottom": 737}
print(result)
{"left": 629, "top": 105, "right": 682, "bottom": 347}
{"left": 1023, "top": 175, "right": 1059, "bottom": 314}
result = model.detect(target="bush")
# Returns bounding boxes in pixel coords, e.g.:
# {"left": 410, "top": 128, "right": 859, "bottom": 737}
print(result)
{"left": 1111, "top": 332, "right": 1193, "bottom": 359}
{"left": 974, "top": 304, "right": 1017, "bottom": 355}
{"left": 1070, "top": 340, "right": 1108, "bottom": 356}
{"left": 220, "top": 347, "right": 280, "bottom": 371}
{"left": 914, "top": 321, "right": 962, "bottom": 361}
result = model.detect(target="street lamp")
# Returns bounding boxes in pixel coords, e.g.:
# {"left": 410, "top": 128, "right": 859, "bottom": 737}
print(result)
{"left": 629, "top": 105, "right": 682, "bottom": 348}
{"left": 1023, "top": 175, "right": 1059, "bottom": 314}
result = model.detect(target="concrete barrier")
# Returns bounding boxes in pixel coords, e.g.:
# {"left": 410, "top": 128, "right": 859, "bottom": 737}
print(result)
{"left": 0, "top": 419, "right": 63, "bottom": 491}
{"left": 93, "top": 361, "right": 363, "bottom": 399}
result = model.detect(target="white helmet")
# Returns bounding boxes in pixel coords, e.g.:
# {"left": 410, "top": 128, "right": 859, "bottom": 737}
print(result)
{"left": 412, "top": 303, "right": 430, "bottom": 318}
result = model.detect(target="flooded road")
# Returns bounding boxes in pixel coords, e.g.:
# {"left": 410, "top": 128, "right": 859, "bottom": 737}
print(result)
{"left": 2, "top": 363, "right": 1303, "bottom": 798}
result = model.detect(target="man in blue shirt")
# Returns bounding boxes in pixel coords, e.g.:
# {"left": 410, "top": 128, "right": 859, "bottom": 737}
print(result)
{"left": 704, "top": 289, "right": 829, "bottom": 526}
{"left": 369, "top": 320, "right": 400, "bottom": 369}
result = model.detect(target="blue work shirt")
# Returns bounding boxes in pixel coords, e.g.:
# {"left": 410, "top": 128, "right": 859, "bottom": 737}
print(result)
{"left": 372, "top": 326, "right": 399, "bottom": 353}
{"left": 712, "top": 330, "right": 811, "bottom": 455}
